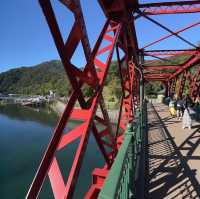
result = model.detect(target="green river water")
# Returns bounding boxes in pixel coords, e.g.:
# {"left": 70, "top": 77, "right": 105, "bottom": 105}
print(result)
{"left": 0, "top": 105, "right": 104, "bottom": 198}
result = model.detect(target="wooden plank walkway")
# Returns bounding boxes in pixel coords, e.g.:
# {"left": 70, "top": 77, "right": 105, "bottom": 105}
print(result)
{"left": 147, "top": 103, "right": 200, "bottom": 199}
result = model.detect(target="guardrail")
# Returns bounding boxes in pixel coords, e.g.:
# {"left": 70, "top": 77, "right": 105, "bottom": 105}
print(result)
{"left": 98, "top": 101, "right": 147, "bottom": 199}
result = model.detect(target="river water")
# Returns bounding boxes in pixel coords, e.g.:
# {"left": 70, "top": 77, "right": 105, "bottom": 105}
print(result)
{"left": 0, "top": 105, "right": 104, "bottom": 198}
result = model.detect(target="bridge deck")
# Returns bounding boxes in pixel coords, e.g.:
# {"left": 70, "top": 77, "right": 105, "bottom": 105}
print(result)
{"left": 147, "top": 103, "right": 200, "bottom": 199}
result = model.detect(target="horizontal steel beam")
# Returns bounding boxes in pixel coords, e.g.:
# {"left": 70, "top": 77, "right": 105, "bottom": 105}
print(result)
{"left": 144, "top": 50, "right": 197, "bottom": 57}
{"left": 144, "top": 49, "right": 198, "bottom": 52}
{"left": 139, "top": 1, "right": 200, "bottom": 8}
{"left": 144, "top": 78, "right": 167, "bottom": 82}
{"left": 169, "top": 53, "right": 200, "bottom": 79}
{"left": 144, "top": 74, "right": 171, "bottom": 79}
{"left": 138, "top": 1, "right": 200, "bottom": 15}
{"left": 144, "top": 74, "right": 171, "bottom": 76}
{"left": 145, "top": 78, "right": 166, "bottom": 80}
{"left": 143, "top": 65, "right": 180, "bottom": 71}
{"left": 141, "top": 19, "right": 200, "bottom": 49}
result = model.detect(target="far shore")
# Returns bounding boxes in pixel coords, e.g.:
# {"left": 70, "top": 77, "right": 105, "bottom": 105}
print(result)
{"left": 50, "top": 100, "right": 120, "bottom": 124}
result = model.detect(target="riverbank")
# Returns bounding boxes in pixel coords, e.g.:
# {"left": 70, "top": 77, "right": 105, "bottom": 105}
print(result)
{"left": 0, "top": 95, "right": 52, "bottom": 107}
{"left": 50, "top": 100, "right": 120, "bottom": 123}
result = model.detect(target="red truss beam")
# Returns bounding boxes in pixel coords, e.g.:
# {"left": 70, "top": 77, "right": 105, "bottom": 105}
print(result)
{"left": 26, "top": 0, "right": 124, "bottom": 198}
{"left": 116, "top": 50, "right": 135, "bottom": 132}
{"left": 144, "top": 73, "right": 171, "bottom": 80}
{"left": 167, "top": 80, "right": 171, "bottom": 96}
{"left": 169, "top": 52, "right": 200, "bottom": 80}
{"left": 26, "top": 0, "right": 141, "bottom": 198}
{"left": 86, "top": 30, "right": 137, "bottom": 198}
{"left": 177, "top": 70, "right": 191, "bottom": 98}
{"left": 139, "top": 1, "right": 200, "bottom": 15}
{"left": 143, "top": 65, "right": 180, "bottom": 71}
{"left": 141, "top": 20, "right": 200, "bottom": 49}
{"left": 145, "top": 76, "right": 167, "bottom": 79}
{"left": 145, "top": 73, "right": 172, "bottom": 76}
{"left": 172, "top": 77, "right": 178, "bottom": 94}
{"left": 145, "top": 78, "right": 166, "bottom": 82}
{"left": 190, "top": 67, "right": 200, "bottom": 101}
{"left": 144, "top": 50, "right": 197, "bottom": 57}
{"left": 25, "top": 0, "right": 200, "bottom": 198}
{"left": 98, "top": 0, "right": 139, "bottom": 54}
{"left": 145, "top": 79, "right": 169, "bottom": 82}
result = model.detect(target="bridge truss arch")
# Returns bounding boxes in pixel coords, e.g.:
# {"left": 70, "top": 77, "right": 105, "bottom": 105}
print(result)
{"left": 26, "top": 0, "right": 200, "bottom": 198}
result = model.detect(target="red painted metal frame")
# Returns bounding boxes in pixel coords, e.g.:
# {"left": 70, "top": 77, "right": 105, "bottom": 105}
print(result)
{"left": 177, "top": 71, "right": 189, "bottom": 98}
{"left": 169, "top": 52, "right": 200, "bottom": 80}
{"left": 190, "top": 67, "right": 200, "bottom": 101}
{"left": 144, "top": 73, "right": 171, "bottom": 82}
{"left": 144, "top": 65, "right": 180, "bottom": 71}
{"left": 26, "top": 0, "right": 123, "bottom": 198}
{"left": 141, "top": 20, "right": 200, "bottom": 50}
{"left": 170, "top": 77, "right": 178, "bottom": 95}
{"left": 26, "top": 0, "right": 140, "bottom": 198}
{"left": 176, "top": 67, "right": 200, "bottom": 99}
{"left": 26, "top": 0, "right": 200, "bottom": 198}
{"left": 139, "top": 1, "right": 200, "bottom": 15}
{"left": 144, "top": 50, "right": 197, "bottom": 57}
{"left": 85, "top": 29, "right": 137, "bottom": 198}
{"left": 140, "top": 0, "right": 200, "bottom": 99}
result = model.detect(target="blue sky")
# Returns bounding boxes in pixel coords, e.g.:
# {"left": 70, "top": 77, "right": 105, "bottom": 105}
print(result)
{"left": 0, "top": 0, "right": 200, "bottom": 72}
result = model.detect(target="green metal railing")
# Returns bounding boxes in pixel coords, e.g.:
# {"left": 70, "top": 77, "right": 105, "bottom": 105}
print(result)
{"left": 98, "top": 101, "right": 147, "bottom": 199}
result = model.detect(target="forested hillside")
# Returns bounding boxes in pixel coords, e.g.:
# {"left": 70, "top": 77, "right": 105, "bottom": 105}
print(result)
{"left": 0, "top": 60, "right": 121, "bottom": 98}
{"left": 0, "top": 61, "right": 69, "bottom": 96}
{"left": 144, "top": 54, "right": 200, "bottom": 96}
{"left": 0, "top": 55, "right": 198, "bottom": 98}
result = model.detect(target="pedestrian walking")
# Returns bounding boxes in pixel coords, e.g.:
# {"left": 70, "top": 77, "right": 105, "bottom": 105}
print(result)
{"left": 194, "top": 98, "right": 200, "bottom": 121}
{"left": 176, "top": 97, "right": 184, "bottom": 120}
{"left": 182, "top": 95, "right": 194, "bottom": 129}
{"left": 169, "top": 98, "right": 176, "bottom": 116}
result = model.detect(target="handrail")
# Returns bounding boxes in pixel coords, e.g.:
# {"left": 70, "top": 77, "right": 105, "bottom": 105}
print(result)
{"left": 98, "top": 104, "right": 146, "bottom": 199}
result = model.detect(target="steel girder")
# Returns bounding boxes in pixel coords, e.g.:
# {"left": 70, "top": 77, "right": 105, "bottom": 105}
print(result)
{"left": 144, "top": 73, "right": 171, "bottom": 78}
{"left": 167, "top": 55, "right": 200, "bottom": 98}
{"left": 167, "top": 59, "right": 200, "bottom": 99}
{"left": 26, "top": 0, "right": 141, "bottom": 198}
{"left": 177, "top": 71, "right": 189, "bottom": 98}
{"left": 144, "top": 49, "right": 198, "bottom": 57}
{"left": 26, "top": 0, "right": 200, "bottom": 198}
{"left": 140, "top": 1, "right": 200, "bottom": 99}
{"left": 139, "top": 1, "right": 200, "bottom": 15}
{"left": 175, "top": 68, "right": 200, "bottom": 100}
{"left": 168, "top": 53, "right": 200, "bottom": 80}
{"left": 170, "top": 77, "right": 178, "bottom": 96}
{"left": 141, "top": 20, "right": 200, "bottom": 50}
{"left": 190, "top": 67, "right": 200, "bottom": 101}
{"left": 143, "top": 65, "right": 180, "bottom": 71}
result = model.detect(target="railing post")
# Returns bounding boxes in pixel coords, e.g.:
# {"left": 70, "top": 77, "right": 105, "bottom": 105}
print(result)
{"left": 98, "top": 111, "right": 145, "bottom": 199}
{"left": 127, "top": 122, "right": 134, "bottom": 198}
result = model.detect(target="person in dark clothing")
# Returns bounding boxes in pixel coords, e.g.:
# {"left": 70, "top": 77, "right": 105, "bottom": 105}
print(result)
{"left": 184, "top": 94, "right": 193, "bottom": 108}
{"left": 176, "top": 97, "right": 184, "bottom": 120}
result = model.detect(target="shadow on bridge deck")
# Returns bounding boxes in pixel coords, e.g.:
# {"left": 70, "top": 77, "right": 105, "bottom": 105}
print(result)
{"left": 146, "top": 103, "right": 200, "bottom": 199}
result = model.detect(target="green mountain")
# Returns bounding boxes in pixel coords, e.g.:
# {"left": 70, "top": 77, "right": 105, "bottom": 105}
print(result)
{"left": 0, "top": 60, "right": 70, "bottom": 96}
{"left": 1, "top": 55, "right": 197, "bottom": 99}
{"left": 0, "top": 60, "right": 121, "bottom": 100}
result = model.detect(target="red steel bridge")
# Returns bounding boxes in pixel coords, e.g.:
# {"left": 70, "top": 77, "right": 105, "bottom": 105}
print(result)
{"left": 26, "top": 0, "right": 200, "bottom": 198}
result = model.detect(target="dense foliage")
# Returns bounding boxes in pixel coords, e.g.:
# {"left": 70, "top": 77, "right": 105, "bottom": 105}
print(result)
{"left": 144, "top": 54, "right": 199, "bottom": 96}
{"left": 0, "top": 60, "right": 121, "bottom": 99}
{"left": 0, "top": 61, "right": 70, "bottom": 96}
{"left": 0, "top": 54, "right": 198, "bottom": 99}
{"left": 145, "top": 82, "right": 164, "bottom": 96}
